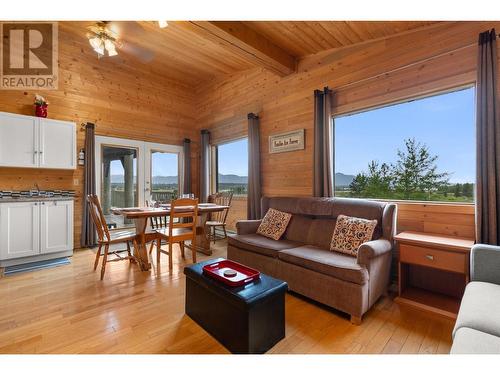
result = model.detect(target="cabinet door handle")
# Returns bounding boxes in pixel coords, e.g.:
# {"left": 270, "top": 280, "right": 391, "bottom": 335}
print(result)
{"left": 425, "top": 254, "right": 434, "bottom": 261}
{"left": 34, "top": 202, "right": 38, "bottom": 206}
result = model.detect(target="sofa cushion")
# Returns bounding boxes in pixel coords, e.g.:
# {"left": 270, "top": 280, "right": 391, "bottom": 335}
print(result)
{"left": 330, "top": 215, "right": 377, "bottom": 257}
{"left": 307, "top": 218, "right": 337, "bottom": 250}
{"left": 451, "top": 327, "right": 500, "bottom": 354}
{"left": 284, "top": 215, "right": 313, "bottom": 243}
{"left": 453, "top": 281, "right": 500, "bottom": 338}
{"left": 228, "top": 234, "right": 301, "bottom": 258}
{"left": 277, "top": 245, "right": 369, "bottom": 285}
{"left": 257, "top": 208, "right": 292, "bottom": 240}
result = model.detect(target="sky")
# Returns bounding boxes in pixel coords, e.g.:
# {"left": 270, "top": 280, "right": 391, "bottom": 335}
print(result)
{"left": 335, "top": 87, "right": 475, "bottom": 183}
{"left": 110, "top": 151, "right": 178, "bottom": 176}
{"left": 151, "top": 152, "right": 178, "bottom": 176}
{"left": 217, "top": 138, "right": 248, "bottom": 176}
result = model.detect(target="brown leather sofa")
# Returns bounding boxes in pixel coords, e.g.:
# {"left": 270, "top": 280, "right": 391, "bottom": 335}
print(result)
{"left": 227, "top": 196, "right": 397, "bottom": 324}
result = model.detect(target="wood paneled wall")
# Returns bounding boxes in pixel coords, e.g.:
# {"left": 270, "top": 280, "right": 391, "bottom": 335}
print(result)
{"left": 196, "top": 21, "right": 500, "bottom": 239}
{"left": 0, "top": 24, "right": 199, "bottom": 248}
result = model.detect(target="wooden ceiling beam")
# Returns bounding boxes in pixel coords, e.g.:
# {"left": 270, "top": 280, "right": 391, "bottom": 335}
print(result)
{"left": 181, "top": 21, "right": 297, "bottom": 77}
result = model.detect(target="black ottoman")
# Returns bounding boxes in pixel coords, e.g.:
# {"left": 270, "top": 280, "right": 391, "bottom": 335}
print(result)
{"left": 184, "top": 258, "right": 288, "bottom": 354}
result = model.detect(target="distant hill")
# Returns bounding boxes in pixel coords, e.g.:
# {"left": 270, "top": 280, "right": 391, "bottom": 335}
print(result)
{"left": 335, "top": 172, "right": 355, "bottom": 187}
{"left": 218, "top": 174, "right": 247, "bottom": 184}
{"left": 152, "top": 175, "right": 179, "bottom": 184}
{"left": 111, "top": 174, "right": 125, "bottom": 184}
{"left": 111, "top": 173, "right": 248, "bottom": 185}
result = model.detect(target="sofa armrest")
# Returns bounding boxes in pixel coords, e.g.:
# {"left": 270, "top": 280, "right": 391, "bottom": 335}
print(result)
{"left": 357, "top": 239, "right": 393, "bottom": 266}
{"left": 235, "top": 220, "right": 262, "bottom": 235}
{"left": 471, "top": 244, "right": 500, "bottom": 285}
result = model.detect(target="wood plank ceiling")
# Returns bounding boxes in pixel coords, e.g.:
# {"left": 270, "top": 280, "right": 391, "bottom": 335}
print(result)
{"left": 61, "top": 21, "right": 439, "bottom": 85}
{"left": 243, "top": 21, "right": 438, "bottom": 57}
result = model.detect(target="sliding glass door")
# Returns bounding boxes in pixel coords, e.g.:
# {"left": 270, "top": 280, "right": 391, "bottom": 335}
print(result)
{"left": 95, "top": 137, "right": 183, "bottom": 229}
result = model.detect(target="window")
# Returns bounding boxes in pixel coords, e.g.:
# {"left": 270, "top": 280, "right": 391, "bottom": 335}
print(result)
{"left": 213, "top": 138, "right": 248, "bottom": 196}
{"left": 334, "top": 87, "right": 475, "bottom": 203}
{"left": 150, "top": 151, "right": 179, "bottom": 202}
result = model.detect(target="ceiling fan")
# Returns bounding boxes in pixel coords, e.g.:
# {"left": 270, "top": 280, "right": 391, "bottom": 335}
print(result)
{"left": 86, "top": 21, "right": 163, "bottom": 63}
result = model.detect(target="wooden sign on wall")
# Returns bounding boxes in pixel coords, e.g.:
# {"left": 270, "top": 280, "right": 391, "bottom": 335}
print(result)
{"left": 269, "top": 129, "right": 305, "bottom": 154}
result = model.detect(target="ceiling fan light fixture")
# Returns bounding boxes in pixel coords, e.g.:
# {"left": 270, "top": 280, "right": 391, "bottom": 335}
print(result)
{"left": 89, "top": 36, "right": 104, "bottom": 55}
{"left": 104, "top": 38, "right": 118, "bottom": 56}
{"left": 158, "top": 21, "right": 168, "bottom": 28}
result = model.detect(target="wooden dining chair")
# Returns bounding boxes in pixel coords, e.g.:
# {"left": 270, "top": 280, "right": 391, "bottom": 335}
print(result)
{"left": 154, "top": 198, "right": 199, "bottom": 273}
{"left": 145, "top": 200, "right": 169, "bottom": 255}
{"left": 205, "top": 192, "right": 233, "bottom": 243}
{"left": 87, "top": 194, "right": 137, "bottom": 280}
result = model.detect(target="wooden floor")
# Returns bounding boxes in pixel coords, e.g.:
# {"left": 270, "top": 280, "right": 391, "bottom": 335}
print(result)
{"left": 0, "top": 240, "right": 454, "bottom": 354}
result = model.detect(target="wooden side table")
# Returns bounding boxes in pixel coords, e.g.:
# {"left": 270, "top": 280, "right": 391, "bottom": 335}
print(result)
{"left": 394, "top": 231, "right": 474, "bottom": 319}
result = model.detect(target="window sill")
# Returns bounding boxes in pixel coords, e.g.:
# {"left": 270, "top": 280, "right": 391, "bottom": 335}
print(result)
{"left": 335, "top": 196, "right": 475, "bottom": 207}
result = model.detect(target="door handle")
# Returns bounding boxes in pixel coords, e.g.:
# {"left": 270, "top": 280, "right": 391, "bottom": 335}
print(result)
{"left": 425, "top": 254, "right": 434, "bottom": 261}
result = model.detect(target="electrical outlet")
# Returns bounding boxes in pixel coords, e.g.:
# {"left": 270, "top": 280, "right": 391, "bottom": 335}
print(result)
{"left": 73, "top": 178, "right": 79, "bottom": 186}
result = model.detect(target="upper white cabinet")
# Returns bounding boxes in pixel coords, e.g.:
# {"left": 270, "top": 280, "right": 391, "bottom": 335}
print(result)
{"left": 0, "top": 112, "right": 76, "bottom": 170}
{"left": 0, "top": 112, "right": 38, "bottom": 168}
{"left": 39, "top": 118, "right": 77, "bottom": 169}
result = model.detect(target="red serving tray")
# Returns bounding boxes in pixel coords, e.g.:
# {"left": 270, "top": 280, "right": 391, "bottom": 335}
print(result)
{"left": 202, "top": 259, "right": 260, "bottom": 287}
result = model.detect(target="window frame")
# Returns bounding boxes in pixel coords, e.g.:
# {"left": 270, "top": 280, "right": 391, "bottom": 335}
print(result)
{"left": 210, "top": 136, "right": 249, "bottom": 197}
{"left": 331, "top": 84, "right": 476, "bottom": 205}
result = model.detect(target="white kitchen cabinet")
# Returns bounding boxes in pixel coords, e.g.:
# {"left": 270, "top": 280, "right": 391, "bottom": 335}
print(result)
{"left": 0, "top": 200, "right": 74, "bottom": 263}
{"left": 39, "top": 118, "right": 77, "bottom": 169}
{"left": 40, "top": 200, "right": 74, "bottom": 254}
{"left": 0, "top": 201, "right": 40, "bottom": 260}
{"left": 0, "top": 112, "right": 38, "bottom": 168}
{"left": 0, "top": 111, "right": 76, "bottom": 170}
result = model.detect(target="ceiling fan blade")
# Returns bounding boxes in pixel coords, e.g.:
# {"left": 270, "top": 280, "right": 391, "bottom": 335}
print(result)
{"left": 119, "top": 41, "right": 155, "bottom": 63}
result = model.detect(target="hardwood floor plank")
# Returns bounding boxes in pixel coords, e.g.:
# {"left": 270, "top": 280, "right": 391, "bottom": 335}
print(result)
{"left": 0, "top": 240, "right": 454, "bottom": 354}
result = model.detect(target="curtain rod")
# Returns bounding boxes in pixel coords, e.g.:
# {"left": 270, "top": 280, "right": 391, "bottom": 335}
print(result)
{"left": 334, "top": 42, "right": 478, "bottom": 92}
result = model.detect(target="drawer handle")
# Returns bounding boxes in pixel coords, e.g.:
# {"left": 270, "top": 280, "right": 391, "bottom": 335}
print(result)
{"left": 425, "top": 254, "right": 434, "bottom": 261}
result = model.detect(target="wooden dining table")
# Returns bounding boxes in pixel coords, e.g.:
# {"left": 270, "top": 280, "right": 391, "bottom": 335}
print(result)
{"left": 111, "top": 203, "right": 229, "bottom": 271}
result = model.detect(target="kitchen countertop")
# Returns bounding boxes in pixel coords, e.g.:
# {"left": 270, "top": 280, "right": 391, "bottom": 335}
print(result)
{"left": 0, "top": 196, "right": 76, "bottom": 203}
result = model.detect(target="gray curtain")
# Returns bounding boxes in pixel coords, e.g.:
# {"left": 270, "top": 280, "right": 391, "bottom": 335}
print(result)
{"left": 247, "top": 113, "right": 262, "bottom": 219}
{"left": 200, "top": 130, "right": 210, "bottom": 202}
{"left": 476, "top": 29, "right": 500, "bottom": 245}
{"left": 313, "top": 87, "right": 333, "bottom": 197}
{"left": 80, "top": 122, "right": 96, "bottom": 248}
{"left": 183, "top": 138, "right": 191, "bottom": 195}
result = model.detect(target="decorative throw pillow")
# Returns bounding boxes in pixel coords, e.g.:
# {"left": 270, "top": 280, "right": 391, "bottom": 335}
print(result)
{"left": 330, "top": 215, "right": 377, "bottom": 257}
{"left": 257, "top": 208, "right": 292, "bottom": 240}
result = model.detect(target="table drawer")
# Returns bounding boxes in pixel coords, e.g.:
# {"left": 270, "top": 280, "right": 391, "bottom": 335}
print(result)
{"left": 399, "top": 244, "right": 467, "bottom": 274}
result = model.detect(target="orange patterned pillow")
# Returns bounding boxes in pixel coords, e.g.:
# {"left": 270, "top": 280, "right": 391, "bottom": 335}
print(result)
{"left": 257, "top": 208, "right": 292, "bottom": 240}
{"left": 330, "top": 215, "right": 377, "bottom": 257}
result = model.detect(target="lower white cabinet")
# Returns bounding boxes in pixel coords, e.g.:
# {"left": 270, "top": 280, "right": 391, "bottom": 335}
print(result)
{"left": 0, "top": 201, "right": 40, "bottom": 259}
{"left": 0, "top": 200, "right": 73, "bottom": 261}
{"left": 40, "top": 200, "right": 73, "bottom": 254}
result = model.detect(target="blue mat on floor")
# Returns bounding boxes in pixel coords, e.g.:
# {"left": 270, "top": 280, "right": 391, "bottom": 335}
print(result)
{"left": 4, "top": 257, "right": 71, "bottom": 276}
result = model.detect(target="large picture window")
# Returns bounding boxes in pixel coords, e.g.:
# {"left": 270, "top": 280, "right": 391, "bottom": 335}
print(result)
{"left": 334, "top": 86, "right": 475, "bottom": 203}
{"left": 214, "top": 138, "right": 248, "bottom": 196}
